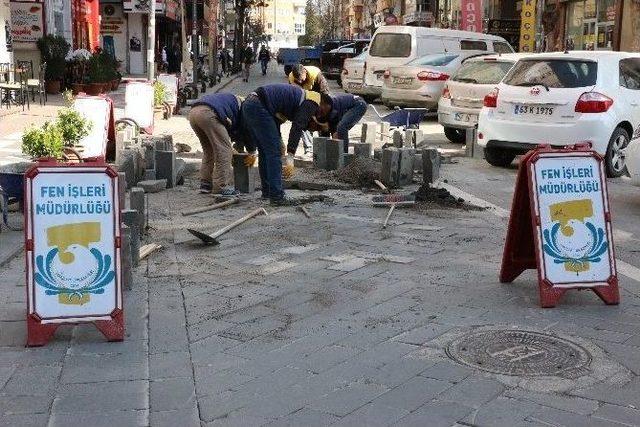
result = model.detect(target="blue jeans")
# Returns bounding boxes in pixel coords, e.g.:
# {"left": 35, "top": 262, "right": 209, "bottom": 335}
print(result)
{"left": 241, "top": 97, "right": 285, "bottom": 200}
{"left": 336, "top": 97, "right": 368, "bottom": 153}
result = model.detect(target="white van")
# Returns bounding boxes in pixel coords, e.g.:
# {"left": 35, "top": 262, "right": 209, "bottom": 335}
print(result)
{"left": 361, "top": 26, "right": 514, "bottom": 100}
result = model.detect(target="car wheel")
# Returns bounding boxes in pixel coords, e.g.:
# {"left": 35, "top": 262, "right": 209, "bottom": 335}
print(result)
{"left": 484, "top": 147, "right": 516, "bottom": 167}
{"left": 444, "top": 127, "right": 466, "bottom": 144}
{"left": 605, "top": 127, "right": 630, "bottom": 178}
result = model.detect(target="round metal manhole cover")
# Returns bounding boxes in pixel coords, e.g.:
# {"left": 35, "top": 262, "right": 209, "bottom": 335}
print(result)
{"left": 446, "top": 330, "right": 592, "bottom": 378}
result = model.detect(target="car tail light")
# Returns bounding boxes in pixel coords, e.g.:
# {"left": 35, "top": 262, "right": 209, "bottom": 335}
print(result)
{"left": 383, "top": 70, "right": 390, "bottom": 79}
{"left": 417, "top": 71, "right": 449, "bottom": 81}
{"left": 484, "top": 88, "right": 499, "bottom": 108}
{"left": 575, "top": 92, "right": 613, "bottom": 113}
{"left": 342, "top": 68, "right": 348, "bottom": 75}
{"left": 442, "top": 85, "right": 451, "bottom": 99}
{"left": 478, "top": 132, "right": 484, "bottom": 140}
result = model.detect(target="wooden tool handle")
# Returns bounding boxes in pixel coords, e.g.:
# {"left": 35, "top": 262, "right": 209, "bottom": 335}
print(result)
{"left": 181, "top": 198, "right": 238, "bottom": 216}
{"left": 210, "top": 208, "right": 267, "bottom": 239}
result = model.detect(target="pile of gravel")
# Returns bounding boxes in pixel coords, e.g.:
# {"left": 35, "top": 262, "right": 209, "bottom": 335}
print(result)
{"left": 415, "top": 183, "right": 483, "bottom": 210}
{"left": 335, "top": 157, "right": 381, "bottom": 187}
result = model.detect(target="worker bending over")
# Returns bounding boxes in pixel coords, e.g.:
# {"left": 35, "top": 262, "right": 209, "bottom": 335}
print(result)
{"left": 241, "top": 83, "right": 331, "bottom": 205}
{"left": 189, "top": 92, "right": 246, "bottom": 195}
{"left": 288, "top": 64, "right": 330, "bottom": 94}
{"left": 326, "top": 93, "right": 368, "bottom": 153}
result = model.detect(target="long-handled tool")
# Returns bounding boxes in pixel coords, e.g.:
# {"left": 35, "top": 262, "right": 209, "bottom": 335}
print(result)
{"left": 187, "top": 208, "right": 267, "bottom": 245}
{"left": 382, "top": 204, "right": 395, "bottom": 229}
{"left": 181, "top": 198, "right": 238, "bottom": 216}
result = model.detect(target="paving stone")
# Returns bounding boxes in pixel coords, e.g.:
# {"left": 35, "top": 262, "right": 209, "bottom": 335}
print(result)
{"left": 308, "top": 381, "right": 388, "bottom": 416}
{"left": 392, "top": 130, "right": 403, "bottom": 148}
{"left": 398, "top": 148, "right": 415, "bottom": 186}
{"left": 592, "top": 403, "right": 640, "bottom": 425}
{"left": 0, "top": 367, "right": 13, "bottom": 390}
{"left": 464, "top": 396, "right": 541, "bottom": 427}
{"left": 0, "top": 395, "right": 51, "bottom": 415}
{"left": 528, "top": 407, "right": 615, "bottom": 427}
{"left": 313, "top": 137, "right": 327, "bottom": 170}
{"left": 419, "top": 360, "right": 473, "bottom": 383}
{"left": 333, "top": 402, "right": 409, "bottom": 426}
{"left": 361, "top": 122, "right": 377, "bottom": 145}
{"left": 325, "top": 139, "right": 345, "bottom": 171}
{"left": 232, "top": 153, "right": 257, "bottom": 194}
{"left": 52, "top": 380, "right": 148, "bottom": 413}
{"left": 137, "top": 179, "right": 167, "bottom": 193}
{"left": 194, "top": 365, "right": 254, "bottom": 397}
{"left": 129, "top": 187, "right": 146, "bottom": 231}
{"left": 48, "top": 410, "right": 148, "bottom": 427}
{"left": 505, "top": 388, "right": 598, "bottom": 416}
{"left": 155, "top": 150, "right": 176, "bottom": 188}
{"left": 422, "top": 147, "right": 440, "bottom": 184}
{"left": 151, "top": 377, "right": 196, "bottom": 411}
{"left": 121, "top": 209, "right": 140, "bottom": 267}
{"left": 2, "top": 365, "right": 61, "bottom": 396}
{"left": 60, "top": 353, "right": 148, "bottom": 383}
{"left": 0, "top": 413, "right": 49, "bottom": 427}
{"left": 149, "top": 351, "right": 193, "bottom": 379}
{"left": 439, "top": 376, "right": 505, "bottom": 408}
{"left": 381, "top": 148, "right": 400, "bottom": 188}
{"left": 393, "top": 323, "right": 453, "bottom": 345}
{"left": 374, "top": 376, "right": 451, "bottom": 411}
{"left": 267, "top": 407, "right": 340, "bottom": 426}
{"left": 572, "top": 376, "right": 640, "bottom": 408}
{"left": 327, "top": 257, "right": 369, "bottom": 272}
{"left": 150, "top": 406, "right": 200, "bottom": 427}
{"left": 203, "top": 407, "right": 267, "bottom": 426}
{"left": 395, "top": 400, "right": 473, "bottom": 427}
{"left": 353, "top": 142, "right": 372, "bottom": 158}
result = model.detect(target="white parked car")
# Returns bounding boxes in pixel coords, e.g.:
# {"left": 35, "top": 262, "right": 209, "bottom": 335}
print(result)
{"left": 341, "top": 51, "right": 367, "bottom": 94}
{"left": 381, "top": 51, "right": 487, "bottom": 109}
{"left": 626, "top": 142, "right": 640, "bottom": 186}
{"left": 477, "top": 51, "right": 640, "bottom": 177}
{"left": 438, "top": 53, "right": 528, "bottom": 143}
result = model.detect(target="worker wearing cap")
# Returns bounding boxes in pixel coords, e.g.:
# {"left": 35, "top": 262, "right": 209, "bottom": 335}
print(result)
{"left": 325, "top": 93, "right": 368, "bottom": 153}
{"left": 288, "top": 64, "right": 330, "bottom": 95}
{"left": 241, "top": 83, "right": 331, "bottom": 205}
{"left": 189, "top": 92, "right": 250, "bottom": 195}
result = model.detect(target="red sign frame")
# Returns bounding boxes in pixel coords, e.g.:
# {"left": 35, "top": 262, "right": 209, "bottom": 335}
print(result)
{"left": 24, "top": 159, "right": 124, "bottom": 346}
{"left": 500, "top": 144, "right": 619, "bottom": 308}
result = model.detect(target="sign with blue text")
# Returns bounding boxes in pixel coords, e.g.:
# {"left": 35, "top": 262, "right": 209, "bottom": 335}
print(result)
{"left": 500, "top": 145, "right": 619, "bottom": 307}
{"left": 24, "top": 162, "right": 124, "bottom": 345}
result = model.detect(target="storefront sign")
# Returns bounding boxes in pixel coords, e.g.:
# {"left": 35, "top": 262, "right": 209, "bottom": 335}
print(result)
{"left": 123, "top": 0, "right": 164, "bottom": 13}
{"left": 461, "top": 0, "right": 482, "bottom": 32}
{"left": 24, "top": 162, "right": 124, "bottom": 346}
{"left": 403, "top": 11, "right": 434, "bottom": 25}
{"left": 500, "top": 145, "right": 619, "bottom": 307}
{"left": 519, "top": 0, "right": 536, "bottom": 52}
{"left": 124, "top": 81, "right": 154, "bottom": 133}
{"left": 10, "top": 1, "right": 44, "bottom": 48}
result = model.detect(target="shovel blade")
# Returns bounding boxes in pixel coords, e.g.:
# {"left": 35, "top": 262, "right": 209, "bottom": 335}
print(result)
{"left": 187, "top": 229, "right": 220, "bottom": 245}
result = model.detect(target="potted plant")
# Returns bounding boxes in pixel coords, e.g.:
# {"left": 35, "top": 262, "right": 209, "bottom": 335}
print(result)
{"left": 21, "top": 122, "right": 65, "bottom": 160}
{"left": 36, "top": 35, "right": 70, "bottom": 94}
{"left": 66, "top": 49, "right": 92, "bottom": 94}
{"left": 153, "top": 81, "right": 169, "bottom": 119}
{"left": 56, "top": 108, "right": 92, "bottom": 147}
{"left": 86, "top": 52, "right": 108, "bottom": 95}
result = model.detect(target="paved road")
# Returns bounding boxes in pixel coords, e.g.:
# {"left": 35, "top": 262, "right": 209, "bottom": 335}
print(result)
{"left": 1, "top": 64, "right": 640, "bottom": 427}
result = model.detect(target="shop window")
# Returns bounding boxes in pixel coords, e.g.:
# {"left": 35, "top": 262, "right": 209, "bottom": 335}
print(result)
{"left": 620, "top": 58, "right": 640, "bottom": 90}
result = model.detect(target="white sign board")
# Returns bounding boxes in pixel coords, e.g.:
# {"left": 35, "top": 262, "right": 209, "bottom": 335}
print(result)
{"left": 124, "top": 81, "right": 154, "bottom": 130}
{"left": 530, "top": 152, "right": 615, "bottom": 288}
{"left": 157, "top": 74, "right": 178, "bottom": 105}
{"left": 25, "top": 166, "right": 122, "bottom": 322}
{"left": 73, "top": 97, "right": 110, "bottom": 159}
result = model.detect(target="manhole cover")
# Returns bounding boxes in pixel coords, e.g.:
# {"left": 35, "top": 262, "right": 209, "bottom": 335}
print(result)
{"left": 446, "top": 329, "right": 591, "bottom": 378}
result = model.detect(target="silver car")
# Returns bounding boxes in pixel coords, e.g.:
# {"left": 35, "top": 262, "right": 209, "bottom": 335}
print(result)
{"left": 381, "top": 52, "right": 487, "bottom": 109}
{"left": 341, "top": 51, "right": 367, "bottom": 95}
{"left": 437, "top": 53, "right": 527, "bottom": 143}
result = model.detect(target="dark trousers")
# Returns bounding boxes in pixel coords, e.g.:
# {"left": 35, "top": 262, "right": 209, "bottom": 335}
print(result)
{"left": 241, "top": 97, "right": 285, "bottom": 200}
{"left": 336, "top": 97, "right": 368, "bottom": 153}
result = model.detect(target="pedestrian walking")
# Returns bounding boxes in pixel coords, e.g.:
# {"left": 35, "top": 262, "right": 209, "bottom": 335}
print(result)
{"left": 241, "top": 84, "right": 332, "bottom": 205}
{"left": 288, "top": 64, "right": 330, "bottom": 94}
{"left": 188, "top": 92, "right": 245, "bottom": 196}
{"left": 324, "top": 94, "right": 368, "bottom": 152}
{"left": 243, "top": 45, "right": 254, "bottom": 82}
{"left": 258, "top": 45, "right": 270, "bottom": 76}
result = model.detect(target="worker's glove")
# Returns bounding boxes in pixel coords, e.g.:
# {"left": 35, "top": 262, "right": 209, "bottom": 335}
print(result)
{"left": 282, "top": 154, "right": 295, "bottom": 179}
{"left": 244, "top": 151, "right": 257, "bottom": 167}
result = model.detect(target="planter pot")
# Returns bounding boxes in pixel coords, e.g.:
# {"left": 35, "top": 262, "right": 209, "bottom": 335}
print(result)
{"left": 85, "top": 83, "right": 103, "bottom": 96}
{"left": 45, "top": 80, "right": 61, "bottom": 94}
{"left": 71, "top": 83, "right": 86, "bottom": 95}
{"left": 111, "top": 79, "right": 119, "bottom": 90}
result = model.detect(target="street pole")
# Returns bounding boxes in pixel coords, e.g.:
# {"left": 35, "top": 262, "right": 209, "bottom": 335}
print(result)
{"left": 535, "top": 0, "right": 544, "bottom": 52}
{"left": 192, "top": 0, "right": 199, "bottom": 84}
{"left": 148, "top": 0, "right": 156, "bottom": 80}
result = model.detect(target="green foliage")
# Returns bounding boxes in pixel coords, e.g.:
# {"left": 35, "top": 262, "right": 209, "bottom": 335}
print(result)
{"left": 36, "top": 35, "right": 70, "bottom": 80}
{"left": 21, "top": 122, "right": 64, "bottom": 159}
{"left": 154, "top": 81, "right": 167, "bottom": 107}
{"left": 62, "top": 89, "right": 74, "bottom": 107}
{"left": 88, "top": 51, "right": 118, "bottom": 83}
{"left": 298, "top": 0, "right": 321, "bottom": 46}
{"left": 56, "top": 108, "right": 92, "bottom": 147}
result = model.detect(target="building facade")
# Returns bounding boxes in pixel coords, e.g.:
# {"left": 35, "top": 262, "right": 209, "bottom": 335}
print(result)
{"left": 252, "top": 0, "right": 305, "bottom": 49}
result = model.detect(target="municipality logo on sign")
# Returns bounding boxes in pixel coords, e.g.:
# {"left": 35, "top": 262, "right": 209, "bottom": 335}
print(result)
{"left": 542, "top": 199, "right": 608, "bottom": 275}
{"left": 34, "top": 222, "right": 115, "bottom": 305}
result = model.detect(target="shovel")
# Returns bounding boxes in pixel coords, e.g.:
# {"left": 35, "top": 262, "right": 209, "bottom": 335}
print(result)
{"left": 187, "top": 207, "right": 268, "bottom": 245}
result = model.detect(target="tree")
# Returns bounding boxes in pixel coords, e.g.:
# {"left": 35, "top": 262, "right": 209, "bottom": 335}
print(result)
{"left": 299, "top": 0, "right": 321, "bottom": 46}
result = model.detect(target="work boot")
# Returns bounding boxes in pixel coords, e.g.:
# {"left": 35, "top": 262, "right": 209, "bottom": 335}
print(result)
{"left": 270, "top": 196, "right": 298, "bottom": 206}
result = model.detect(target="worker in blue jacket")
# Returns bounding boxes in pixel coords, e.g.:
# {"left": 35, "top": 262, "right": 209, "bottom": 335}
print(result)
{"left": 189, "top": 92, "right": 252, "bottom": 195}
{"left": 241, "top": 83, "right": 331, "bottom": 205}
{"left": 325, "top": 93, "right": 368, "bottom": 153}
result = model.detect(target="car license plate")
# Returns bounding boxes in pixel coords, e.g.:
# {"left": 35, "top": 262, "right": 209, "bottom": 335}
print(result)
{"left": 393, "top": 77, "right": 413, "bottom": 85}
{"left": 347, "top": 83, "right": 363, "bottom": 90}
{"left": 513, "top": 104, "right": 554, "bottom": 116}
{"left": 454, "top": 113, "right": 477, "bottom": 123}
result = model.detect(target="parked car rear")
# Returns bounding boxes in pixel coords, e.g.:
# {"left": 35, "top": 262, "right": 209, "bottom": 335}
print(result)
{"left": 381, "top": 52, "right": 487, "bottom": 109}
{"left": 438, "top": 53, "right": 526, "bottom": 143}
{"left": 321, "top": 39, "right": 370, "bottom": 81}
{"left": 477, "top": 51, "right": 640, "bottom": 177}
{"left": 341, "top": 51, "right": 367, "bottom": 94}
